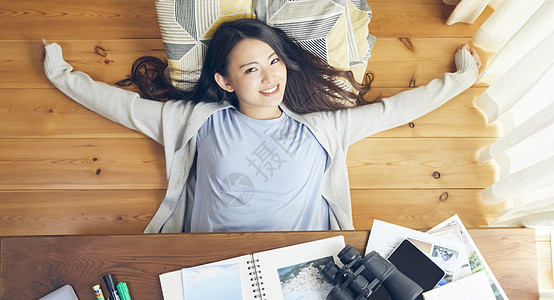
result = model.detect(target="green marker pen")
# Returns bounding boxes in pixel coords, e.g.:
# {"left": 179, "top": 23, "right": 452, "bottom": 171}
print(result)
{"left": 123, "top": 282, "right": 132, "bottom": 300}
{"left": 116, "top": 282, "right": 132, "bottom": 300}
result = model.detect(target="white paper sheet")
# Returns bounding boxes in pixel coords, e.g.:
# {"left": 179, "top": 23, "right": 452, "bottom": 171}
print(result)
{"left": 366, "top": 219, "right": 468, "bottom": 283}
{"left": 422, "top": 271, "right": 496, "bottom": 300}
{"left": 427, "top": 215, "right": 509, "bottom": 300}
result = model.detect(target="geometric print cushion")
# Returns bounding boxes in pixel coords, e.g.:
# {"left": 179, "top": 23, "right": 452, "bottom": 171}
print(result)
{"left": 155, "top": 0, "right": 374, "bottom": 90}
{"left": 155, "top": 0, "right": 255, "bottom": 90}
{"left": 345, "top": 0, "right": 376, "bottom": 81}
{"left": 255, "top": 0, "right": 375, "bottom": 83}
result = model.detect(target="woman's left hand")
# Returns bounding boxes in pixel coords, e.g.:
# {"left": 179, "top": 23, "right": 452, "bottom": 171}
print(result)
{"left": 41, "top": 38, "right": 51, "bottom": 62}
{"left": 458, "top": 44, "right": 481, "bottom": 68}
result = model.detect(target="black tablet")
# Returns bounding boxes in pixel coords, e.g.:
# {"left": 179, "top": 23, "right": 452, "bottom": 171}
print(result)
{"left": 388, "top": 239, "right": 446, "bottom": 293}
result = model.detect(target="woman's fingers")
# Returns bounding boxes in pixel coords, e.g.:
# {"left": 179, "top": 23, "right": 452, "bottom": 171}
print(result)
{"left": 458, "top": 43, "right": 481, "bottom": 68}
{"left": 468, "top": 47, "right": 482, "bottom": 68}
{"left": 41, "top": 39, "right": 51, "bottom": 62}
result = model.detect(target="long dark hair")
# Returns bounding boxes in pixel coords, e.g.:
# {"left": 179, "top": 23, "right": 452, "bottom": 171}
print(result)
{"left": 116, "top": 19, "right": 375, "bottom": 114}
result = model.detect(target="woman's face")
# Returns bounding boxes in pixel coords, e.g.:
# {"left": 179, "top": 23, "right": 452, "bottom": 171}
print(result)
{"left": 215, "top": 38, "right": 287, "bottom": 120}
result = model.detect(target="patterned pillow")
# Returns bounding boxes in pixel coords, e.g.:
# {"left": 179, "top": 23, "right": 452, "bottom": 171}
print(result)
{"left": 155, "top": 0, "right": 255, "bottom": 90}
{"left": 254, "top": 0, "right": 375, "bottom": 83}
{"left": 155, "top": 0, "right": 374, "bottom": 90}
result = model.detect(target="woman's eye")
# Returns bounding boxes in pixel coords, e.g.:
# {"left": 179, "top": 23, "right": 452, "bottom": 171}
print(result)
{"left": 271, "top": 58, "right": 280, "bottom": 64}
{"left": 245, "top": 67, "right": 257, "bottom": 74}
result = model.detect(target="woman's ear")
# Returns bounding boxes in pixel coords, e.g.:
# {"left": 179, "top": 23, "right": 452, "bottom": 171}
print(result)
{"left": 214, "top": 73, "right": 234, "bottom": 92}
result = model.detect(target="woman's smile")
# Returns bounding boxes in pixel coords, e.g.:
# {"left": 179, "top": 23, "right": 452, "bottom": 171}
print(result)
{"left": 260, "top": 84, "right": 279, "bottom": 95}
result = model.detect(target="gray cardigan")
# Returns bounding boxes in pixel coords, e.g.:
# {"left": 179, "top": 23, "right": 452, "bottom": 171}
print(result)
{"left": 44, "top": 43, "right": 478, "bottom": 233}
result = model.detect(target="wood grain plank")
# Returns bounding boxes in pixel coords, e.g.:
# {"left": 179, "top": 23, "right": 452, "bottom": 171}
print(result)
{"left": 0, "top": 88, "right": 145, "bottom": 139}
{"left": 367, "top": 87, "right": 500, "bottom": 138}
{"left": 0, "top": 190, "right": 164, "bottom": 236}
{"left": 0, "top": 138, "right": 496, "bottom": 190}
{"left": 537, "top": 235, "right": 554, "bottom": 289}
{"left": 0, "top": 39, "right": 165, "bottom": 89}
{"left": 470, "top": 228, "right": 539, "bottom": 300}
{"left": 347, "top": 138, "right": 498, "bottom": 189}
{"left": 0, "top": 87, "right": 500, "bottom": 138}
{"left": 0, "top": 188, "right": 505, "bottom": 237}
{"left": 351, "top": 189, "right": 507, "bottom": 230}
{"left": 0, "top": 139, "right": 167, "bottom": 189}
{"left": 0, "top": 229, "right": 538, "bottom": 300}
{"left": 0, "top": 38, "right": 488, "bottom": 89}
{"left": 0, "top": 0, "right": 493, "bottom": 39}
{"left": 0, "top": 0, "right": 160, "bottom": 39}
{"left": 369, "top": 0, "right": 494, "bottom": 38}
{"left": 366, "top": 37, "right": 490, "bottom": 88}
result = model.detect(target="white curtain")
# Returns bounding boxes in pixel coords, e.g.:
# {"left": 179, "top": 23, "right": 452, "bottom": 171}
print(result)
{"left": 443, "top": 0, "right": 554, "bottom": 233}
{"left": 444, "top": 1, "right": 554, "bottom": 297}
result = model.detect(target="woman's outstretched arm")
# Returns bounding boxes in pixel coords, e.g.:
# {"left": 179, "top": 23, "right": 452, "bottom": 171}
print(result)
{"left": 42, "top": 39, "right": 165, "bottom": 144}
{"left": 342, "top": 44, "right": 481, "bottom": 145}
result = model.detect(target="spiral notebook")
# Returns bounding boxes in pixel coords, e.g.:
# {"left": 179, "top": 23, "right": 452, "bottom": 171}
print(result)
{"left": 159, "top": 236, "right": 345, "bottom": 300}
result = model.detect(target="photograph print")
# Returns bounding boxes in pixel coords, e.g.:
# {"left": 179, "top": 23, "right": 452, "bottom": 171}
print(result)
{"left": 181, "top": 263, "right": 243, "bottom": 300}
{"left": 277, "top": 256, "right": 334, "bottom": 300}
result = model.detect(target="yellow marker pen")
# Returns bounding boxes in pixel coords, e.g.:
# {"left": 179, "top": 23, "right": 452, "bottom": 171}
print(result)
{"left": 93, "top": 284, "right": 106, "bottom": 300}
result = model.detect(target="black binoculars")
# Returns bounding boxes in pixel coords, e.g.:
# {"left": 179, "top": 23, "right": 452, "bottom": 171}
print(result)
{"left": 320, "top": 245, "right": 423, "bottom": 300}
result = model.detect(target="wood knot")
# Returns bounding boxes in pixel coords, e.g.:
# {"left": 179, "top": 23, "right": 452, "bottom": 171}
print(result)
{"left": 399, "top": 37, "right": 416, "bottom": 53}
{"left": 94, "top": 46, "right": 108, "bottom": 57}
{"left": 408, "top": 122, "right": 415, "bottom": 128}
{"left": 432, "top": 171, "right": 441, "bottom": 179}
{"left": 48, "top": 109, "right": 54, "bottom": 113}
{"left": 409, "top": 67, "right": 420, "bottom": 88}
{"left": 439, "top": 192, "right": 449, "bottom": 202}
{"left": 409, "top": 76, "right": 416, "bottom": 88}
{"left": 95, "top": 46, "right": 114, "bottom": 65}
{"left": 95, "top": 169, "right": 101, "bottom": 175}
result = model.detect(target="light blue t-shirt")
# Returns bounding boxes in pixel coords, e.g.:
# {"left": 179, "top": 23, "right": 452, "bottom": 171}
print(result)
{"left": 191, "top": 108, "right": 329, "bottom": 232}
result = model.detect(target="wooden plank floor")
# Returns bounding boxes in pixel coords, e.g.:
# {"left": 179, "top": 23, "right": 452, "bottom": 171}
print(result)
{"left": 537, "top": 234, "right": 554, "bottom": 290}
{"left": 0, "top": 1, "right": 505, "bottom": 233}
{"left": 0, "top": 0, "right": 508, "bottom": 232}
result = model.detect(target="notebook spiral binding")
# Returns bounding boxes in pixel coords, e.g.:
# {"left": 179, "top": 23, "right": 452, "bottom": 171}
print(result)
{"left": 247, "top": 258, "right": 266, "bottom": 300}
